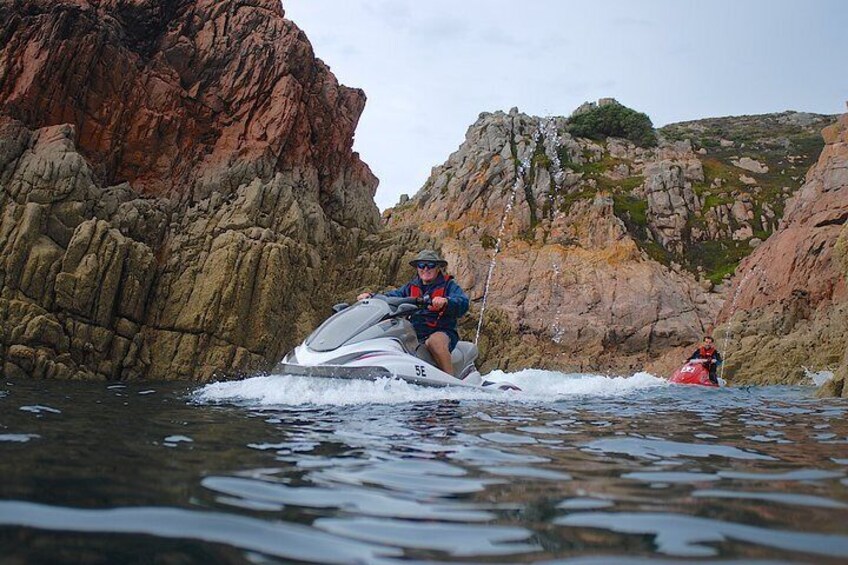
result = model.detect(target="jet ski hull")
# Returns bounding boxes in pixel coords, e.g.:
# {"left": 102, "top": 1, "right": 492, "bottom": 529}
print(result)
{"left": 277, "top": 362, "right": 484, "bottom": 389}
{"left": 669, "top": 361, "right": 719, "bottom": 387}
{"left": 279, "top": 339, "right": 517, "bottom": 390}
{"left": 277, "top": 298, "right": 521, "bottom": 392}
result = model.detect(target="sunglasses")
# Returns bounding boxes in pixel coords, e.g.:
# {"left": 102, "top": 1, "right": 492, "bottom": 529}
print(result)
{"left": 415, "top": 262, "right": 439, "bottom": 270}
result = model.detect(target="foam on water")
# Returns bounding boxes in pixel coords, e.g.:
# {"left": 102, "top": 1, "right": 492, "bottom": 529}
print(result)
{"left": 803, "top": 367, "right": 834, "bottom": 387}
{"left": 193, "top": 369, "right": 668, "bottom": 407}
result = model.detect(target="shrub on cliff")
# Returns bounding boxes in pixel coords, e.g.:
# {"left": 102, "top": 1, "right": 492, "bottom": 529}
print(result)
{"left": 568, "top": 103, "right": 658, "bottom": 147}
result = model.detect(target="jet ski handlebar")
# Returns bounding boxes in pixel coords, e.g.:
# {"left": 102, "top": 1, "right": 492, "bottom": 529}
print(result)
{"left": 371, "top": 294, "right": 432, "bottom": 309}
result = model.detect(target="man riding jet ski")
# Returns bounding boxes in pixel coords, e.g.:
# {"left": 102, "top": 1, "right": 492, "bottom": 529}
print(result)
{"left": 669, "top": 335, "right": 723, "bottom": 387}
{"left": 359, "top": 250, "right": 465, "bottom": 376}
{"left": 276, "top": 250, "right": 520, "bottom": 391}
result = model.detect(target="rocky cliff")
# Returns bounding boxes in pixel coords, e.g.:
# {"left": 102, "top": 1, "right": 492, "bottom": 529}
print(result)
{"left": 384, "top": 104, "right": 835, "bottom": 374}
{"left": 713, "top": 108, "right": 848, "bottom": 393}
{"left": 2, "top": 1, "right": 839, "bottom": 384}
{"left": 0, "top": 0, "right": 417, "bottom": 381}
{"left": 385, "top": 107, "right": 714, "bottom": 373}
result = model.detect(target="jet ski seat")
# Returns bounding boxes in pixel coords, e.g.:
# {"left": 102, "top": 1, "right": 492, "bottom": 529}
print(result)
{"left": 414, "top": 341, "right": 478, "bottom": 379}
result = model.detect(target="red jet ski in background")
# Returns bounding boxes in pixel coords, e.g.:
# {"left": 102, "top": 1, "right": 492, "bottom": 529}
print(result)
{"left": 669, "top": 358, "right": 720, "bottom": 387}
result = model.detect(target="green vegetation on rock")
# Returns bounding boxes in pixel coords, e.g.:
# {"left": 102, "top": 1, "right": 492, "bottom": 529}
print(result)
{"left": 612, "top": 194, "right": 647, "bottom": 227}
{"left": 568, "top": 102, "right": 658, "bottom": 147}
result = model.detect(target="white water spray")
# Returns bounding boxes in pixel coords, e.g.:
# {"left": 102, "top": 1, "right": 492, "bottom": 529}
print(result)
{"left": 537, "top": 117, "right": 566, "bottom": 214}
{"left": 719, "top": 266, "right": 767, "bottom": 380}
{"left": 475, "top": 117, "right": 569, "bottom": 345}
{"left": 550, "top": 261, "right": 565, "bottom": 344}
{"left": 194, "top": 369, "right": 669, "bottom": 407}
{"left": 474, "top": 157, "right": 528, "bottom": 345}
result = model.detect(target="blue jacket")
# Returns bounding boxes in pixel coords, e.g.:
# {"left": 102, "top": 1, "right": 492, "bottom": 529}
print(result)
{"left": 384, "top": 273, "right": 469, "bottom": 336}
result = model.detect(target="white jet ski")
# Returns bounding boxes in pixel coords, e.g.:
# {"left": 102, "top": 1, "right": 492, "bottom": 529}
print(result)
{"left": 276, "top": 295, "right": 520, "bottom": 391}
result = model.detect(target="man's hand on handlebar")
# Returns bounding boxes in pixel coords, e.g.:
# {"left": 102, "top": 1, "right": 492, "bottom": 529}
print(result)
{"left": 431, "top": 296, "right": 448, "bottom": 311}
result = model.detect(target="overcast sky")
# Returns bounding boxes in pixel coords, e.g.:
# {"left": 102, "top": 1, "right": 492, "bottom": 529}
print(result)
{"left": 284, "top": 0, "right": 847, "bottom": 210}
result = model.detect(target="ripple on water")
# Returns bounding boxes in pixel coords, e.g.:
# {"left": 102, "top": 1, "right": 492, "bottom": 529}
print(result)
{"left": 622, "top": 471, "right": 719, "bottom": 483}
{"left": 313, "top": 459, "right": 500, "bottom": 496}
{"left": 557, "top": 498, "right": 615, "bottom": 510}
{"left": 717, "top": 469, "right": 845, "bottom": 481}
{"left": 483, "top": 466, "right": 572, "bottom": 481}
{"left": 0, "top": 501, "right": 400, "bottom": 562}
{"left": 583, "top": 437, "right": 776, "bottom": 461}
{"left": 162, "top": 435, "right": 193, "bottom": 447}
{"left": 314, "top": 516, "right": 539, "bottom": 556}
{"left": 0, "top": 433, "right": 40, "bottom": 443}
{"left": 448, "top": 445, "right": 549, "bottom": 465}
{"left": 556, "top": 511, "right": 848, "bottom": 558}
{"left": 19, "top": 405, "right": 61, "bottom": 415}
{"left": 202, "top": 476, "right": 494, "bottom": 521}
{"left": 693, "top": 489, "right": 848, "bottom": 509}
{"left": 480, "top": 431, "right": 537, "bottom": 445}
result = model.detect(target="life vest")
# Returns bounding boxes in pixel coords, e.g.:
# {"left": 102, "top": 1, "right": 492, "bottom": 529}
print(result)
{"left": 699, "top": 345, "right": 716, "bottom": 359}
{"left": 409, "top": 276, "right": 452, "bottom": 328}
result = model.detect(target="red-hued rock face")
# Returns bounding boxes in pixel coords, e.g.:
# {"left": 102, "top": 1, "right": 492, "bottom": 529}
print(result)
{"left": 0, "top": 0, "right": 377, "bottom": 227}
{"left": 714, "top": 111, "right": 848, "bottom": 390}
{"left": 718, "top": 113, "right": 848, "bottom": 318}
{"left": 0, "top": 0, "right": 393, "bottom": 381}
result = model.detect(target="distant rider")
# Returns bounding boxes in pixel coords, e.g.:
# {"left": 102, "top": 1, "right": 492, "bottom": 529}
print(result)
{"left": 688, "top": 335, "right": 723, "bottom": 384}
{"left": 357, "top": 249, "right": 469, "bottom": 376}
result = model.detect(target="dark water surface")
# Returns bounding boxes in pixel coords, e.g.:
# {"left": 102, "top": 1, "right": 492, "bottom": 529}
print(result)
{"left": 1, "top": 371, "right": 847, "bottom": 563}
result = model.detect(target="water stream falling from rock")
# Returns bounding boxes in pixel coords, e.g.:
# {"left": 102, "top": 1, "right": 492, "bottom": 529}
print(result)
{"left": 540, "top": 117, "right": 566, "bottom": 218}
{"left": 550, "top": 261, "right": 565, "bottom": 344}
{"left": 475, "top": 117, "right": 566, "bottom": 345}
{"left": 474, "top": 157, "right": 529, "bottom": 345}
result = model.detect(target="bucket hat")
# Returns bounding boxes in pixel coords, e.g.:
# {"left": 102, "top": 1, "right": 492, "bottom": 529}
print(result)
{"left": 408, "top": 249, "right": 447, "bottom": 268}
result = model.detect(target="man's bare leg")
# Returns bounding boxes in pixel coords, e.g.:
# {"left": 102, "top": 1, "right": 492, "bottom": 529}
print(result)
{"left": 425, "top": 332, "right": 453, "bottom": 375}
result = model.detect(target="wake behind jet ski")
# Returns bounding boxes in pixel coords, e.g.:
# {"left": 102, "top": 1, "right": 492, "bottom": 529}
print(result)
{"left": 276, "top": 294, "right": 520, "bottom": 391}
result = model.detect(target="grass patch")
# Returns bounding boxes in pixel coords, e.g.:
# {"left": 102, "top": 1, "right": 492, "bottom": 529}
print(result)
{"left": 613, "top": 194, "right": 647, "bottom": 227}
{"left": 702, "top": 193, "right": 734, "bottom": 211}
{"left": 686, "top": 240, "right": 751, "bottom": 285}
{"left": 557, "top": 189, "right": 596, "bottom": 214}
{"left": 556, "top": 145, "right": 574, "bottom": 166}
{"left": 640, "top": 241, "right": 673, "bottom": 267}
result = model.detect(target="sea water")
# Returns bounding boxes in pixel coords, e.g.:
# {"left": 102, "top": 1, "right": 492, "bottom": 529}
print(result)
{"left": 1, "top": 371, "right": 846, "bottom": 563}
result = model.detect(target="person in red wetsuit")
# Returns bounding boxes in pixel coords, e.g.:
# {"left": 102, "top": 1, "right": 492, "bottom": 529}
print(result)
{"left": 688, "top": 335, "right": 723, "bottom": 384}
{"left": 357, "top": 250, "right": 469, "bottom": 375}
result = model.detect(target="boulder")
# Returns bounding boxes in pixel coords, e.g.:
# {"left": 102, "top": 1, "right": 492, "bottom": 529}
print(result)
{"left": 732, "top": 157, "right": 769, "bottom": 174}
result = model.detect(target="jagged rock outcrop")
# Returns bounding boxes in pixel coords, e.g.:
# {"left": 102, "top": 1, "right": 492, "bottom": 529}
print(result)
{"left": 0, "top": 0, "right": 409, "bottom": 381}
{"left": 385, "top": 106, "right": 836, "bottom": 374}
{"left": 658, "top": 111, "right": 835, "bottom": 281}
{"left": 385, "top": 109, "right": 721, "bottom": 372}
{"left": 642, "top": 151, "right": 703, "bottom": 254}
{"left": 714, "top": 109, "right": 848, "bottom": 393}
{"left": 0, "top": 0, "right": 379, "bottom": 228}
